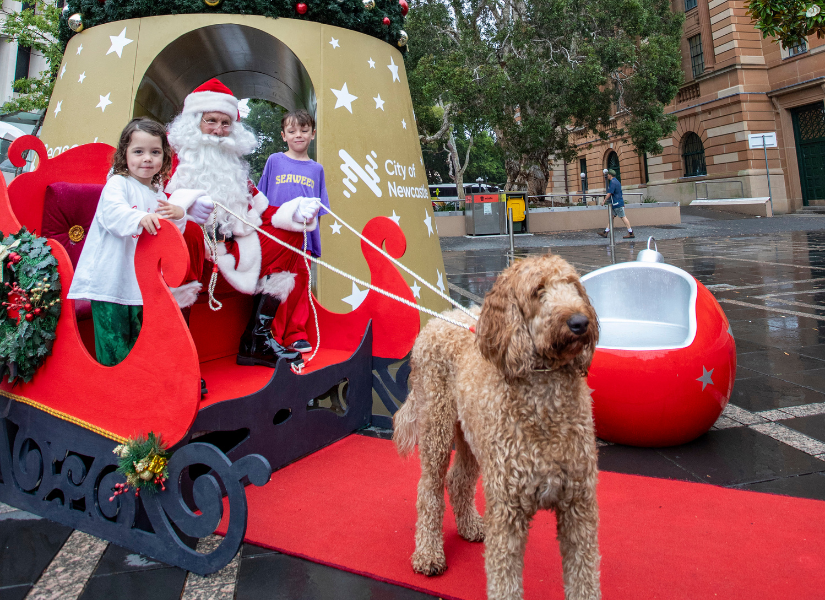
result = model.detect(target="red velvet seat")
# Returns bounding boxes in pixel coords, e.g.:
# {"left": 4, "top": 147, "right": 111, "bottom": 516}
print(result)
{"left": 40, "top": 182, "right": 104, "bottom": 321}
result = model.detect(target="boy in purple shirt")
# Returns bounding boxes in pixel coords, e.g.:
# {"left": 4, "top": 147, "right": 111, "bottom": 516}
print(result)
{"left": 257, "top": 110, "right": 330, "bottom": 354}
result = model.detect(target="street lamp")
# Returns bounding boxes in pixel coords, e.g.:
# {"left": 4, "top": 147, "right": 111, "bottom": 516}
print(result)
{"left": 580, "top": 171, "right": 587, "bottom": 196}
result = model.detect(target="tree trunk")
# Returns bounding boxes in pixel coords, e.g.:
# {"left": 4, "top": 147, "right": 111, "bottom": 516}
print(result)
{"left": 446, "top": 129, "right": 473, "bottom": 200}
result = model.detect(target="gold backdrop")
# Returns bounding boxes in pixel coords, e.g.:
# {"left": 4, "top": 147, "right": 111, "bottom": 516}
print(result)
{"left": 41, "top": 15, "right": 449, "bottom": 324}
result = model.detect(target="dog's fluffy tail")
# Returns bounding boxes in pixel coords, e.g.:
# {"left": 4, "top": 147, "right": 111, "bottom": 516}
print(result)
{"left": 393, "top": 391, "right": 418, "bottom": 458}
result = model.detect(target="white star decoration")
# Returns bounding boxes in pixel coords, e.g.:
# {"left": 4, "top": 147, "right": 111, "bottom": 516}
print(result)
{"left": 388, "top": 57, "right": 400, "bottom": 82}
{"left": 697, "top": 366, "right": 714, "bottom": 391}
{"left": 107, "top": 28, "right": 133, "bottom": 58}
{"left": 423, "top": 210, "right": 433, "bottom": 236}
{"left": 78, "top": 72, "right": 86, "bottom": 84}
{"left": 76, "top": 44, "right": 83, "bottom": 55}
{"left": 330, "top": 221, "right": 342, "bottom": 234}
{"left": 331, "top": 83, "right": 358, "bottom": 113}
{"left": 388, "top": 210, "right": 401, "bottom": 224}
{"left": 436, "top": 270, "right": 445, "bottom": 294}
{"left": 342, "top": 282, "right": 369, "bottom": 310}
{"left": 401, "top": 119, "right": 407, "bottom": 129}
{"left": 96, "top": 93, "right": 112, "bottom": 112}
{"left": 329, "top": 37, "right": 340, "bottom": 49}
{"left": 374, "top": 94, "right": 385, "bottom": 111}
{"left": 60, "top": 64, "right": 66, "bottom": 79}
{"left": 53, "top": 101, "right": 62, "bottom": 118}
{"left": 410, "top": 281, "right": 421, "bottom": 299}
{"left": 368, "top": 57, "right": 375, "bottom": 68}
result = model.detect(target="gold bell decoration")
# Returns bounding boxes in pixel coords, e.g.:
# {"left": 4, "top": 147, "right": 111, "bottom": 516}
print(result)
{"left": 362, "top": 0, "right": 375, "bottom": 9}
{"left": 397, "top": 30, "right": 408, "bottom": 47}
{"left": 68, "top": 13, "right": 84, "bottom": 32}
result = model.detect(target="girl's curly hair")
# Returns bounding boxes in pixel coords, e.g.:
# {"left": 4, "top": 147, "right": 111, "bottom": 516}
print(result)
{"left": 111, "top": 117, "right": 173, "bottom": 187}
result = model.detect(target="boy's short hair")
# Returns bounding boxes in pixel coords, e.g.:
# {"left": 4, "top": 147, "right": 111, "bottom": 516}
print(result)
{"left": 281, "top": 109, "right": 316, "bottom": 132}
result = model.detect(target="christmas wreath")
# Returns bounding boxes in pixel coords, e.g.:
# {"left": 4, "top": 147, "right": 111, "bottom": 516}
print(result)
{"left": 0, "top": 229, "right": 62, "bottom": 384}
{"left": 110, "top": 433, "right": 170, "bottom": 498}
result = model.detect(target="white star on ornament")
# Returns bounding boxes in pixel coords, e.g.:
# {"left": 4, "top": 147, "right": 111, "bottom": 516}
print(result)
{"left": 96, "top": 93, "right": 112, "bottom": 112}
{"left": 330, "top": 221, "right": 342, "bottom": 234}
{"left": 368, "top": 57, "right": 375, "bottom": 68}
{"left": 402, "top": 119, "right": 407, "bottom": 129}
{"left": 411, "top": 281, "right": 421, "bottom": 299}
{"left": 342, "top": 282, "right": 369, "bottom": 310}
{"left": 78, "top": 72, "right": 86, "bottom": 83}
{"left": 53, "top": 100, "right": 62, "bottom": 118}
{"left": 107, "top": 28, "right": 133, "bottom": 58}
{"left": 331, "top": 83, "right": 358, "bottom": 113}
{"left": 423, "top": 210, "right": 433, "bottom": 236}
{"left": 697, "top": 366, "right": 714, "bottom": 391}
{"left": 374, "top": 94, "right": 385, "bottom": 111}
{"left": 388, "top": 210, "right": 401, "bottom": 225}
{"left": 330, "top": 37, "right": 340, "bottom": 49}
{"left": 436, "top": 270, "right": 446, "bottom": 294}
{"left": 60, "top": 64, "right": 66, "bottom": 79}
{"left": 388, "top": 57, "right": 400, "bottom": 82}
{"left": 76, "top": 44, "right": 83, "bottom": 55}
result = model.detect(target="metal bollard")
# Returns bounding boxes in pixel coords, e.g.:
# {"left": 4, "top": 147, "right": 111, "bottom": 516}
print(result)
{"left": 606, "top": 202, "right": 615, "bottom": 262}
{"left": 508, "top": 208, "right": 515, "bottom": 257}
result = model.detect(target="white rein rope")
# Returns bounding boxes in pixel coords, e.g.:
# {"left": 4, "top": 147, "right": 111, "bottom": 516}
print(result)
{"left": 200, "top": 202, "right": 476, "bottom": 356}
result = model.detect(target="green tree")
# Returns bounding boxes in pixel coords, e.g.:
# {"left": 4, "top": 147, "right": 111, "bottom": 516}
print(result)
{"left": 1, "top": 0, "right": 63, "bottom": 132}
{"left": 746, "top": 0, "right": 824, "bottom": 49}
{"left": 244, "top": 99, "right": 288, "bottom": 182}
{"left": 406, "top": 0, "right": 684, "bottom": 196}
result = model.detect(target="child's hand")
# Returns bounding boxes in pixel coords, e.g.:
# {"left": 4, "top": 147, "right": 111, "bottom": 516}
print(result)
{"left": 156, "top": 199, "right": 185, "bottom": 220}
{"left": 139, "top": 213, "right": 162, "bottom": 235}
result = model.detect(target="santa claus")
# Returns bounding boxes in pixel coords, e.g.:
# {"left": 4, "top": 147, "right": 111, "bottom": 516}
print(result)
{"left": 163, "top": 79, "right": 321, "bottom": 369}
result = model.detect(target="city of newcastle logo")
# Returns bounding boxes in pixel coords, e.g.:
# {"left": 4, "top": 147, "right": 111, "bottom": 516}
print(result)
{"left": 339, "top": 149, "right": 382, "bottom": 198}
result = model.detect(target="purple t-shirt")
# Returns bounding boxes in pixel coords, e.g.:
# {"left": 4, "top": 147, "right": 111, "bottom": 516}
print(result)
{"left": 258, "top": 153, "right": 330, "bottom": 257}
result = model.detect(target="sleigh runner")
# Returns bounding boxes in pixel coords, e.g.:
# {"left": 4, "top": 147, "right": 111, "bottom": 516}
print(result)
{"left": 0, "top": 135, "right": 420, "bottom": 575}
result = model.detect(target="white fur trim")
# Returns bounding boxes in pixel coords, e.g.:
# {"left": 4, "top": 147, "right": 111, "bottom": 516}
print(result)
{"left": 182, "top": 91, "right": 239, "bottom": 121}
{"left": 256, "top": 272, "right": 296, "bottom": 302}
{"left": 214, "top": 234, "right": 262, "bottom": 294}
{"left": 251, "top": 190, "right": 269, "bottom": 216}
{"left": 167, "top": 188, "right": 208, "bottom": 212}
{"left": 270, "top": 197, "right": 318, "bottom": 233}
{"left": 169, "top": 281, "right": 202, "bottom": 308}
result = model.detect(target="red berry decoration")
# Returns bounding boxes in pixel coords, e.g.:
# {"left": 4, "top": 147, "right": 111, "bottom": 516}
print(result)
{"left": 399, "top": 0, "right": 408, "bottom": 16}
{"left": 383, "top": 16, "right": 390, "bottom": 25}
{"left": 34, "top": 308, "right": 41, "bottom": 316}
{"left": 24, "top": 303, "right": 31, "bottom": 311}
{"left": 296, "top": 2, "right": 307, "bottom": 14}
{"left": 25, "top": 313, "right": 33, "bottom": 322}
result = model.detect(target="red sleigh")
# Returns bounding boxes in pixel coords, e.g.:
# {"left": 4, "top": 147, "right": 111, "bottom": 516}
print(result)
{"left": 0, "top": 136, "right": 420, "bottom": 574}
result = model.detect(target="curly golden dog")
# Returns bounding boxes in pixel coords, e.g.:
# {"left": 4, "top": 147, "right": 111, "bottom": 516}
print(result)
{"left": 394, "top": 253, "right": 600, "bottom": 600}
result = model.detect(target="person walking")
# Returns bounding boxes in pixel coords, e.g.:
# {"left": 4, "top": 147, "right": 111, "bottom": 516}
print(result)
{"left": 598, "top": 169, "right": 633, "bottom": 239}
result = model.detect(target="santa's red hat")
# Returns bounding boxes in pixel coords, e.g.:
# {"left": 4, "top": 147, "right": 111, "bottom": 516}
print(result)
{"left": 182, "top": 78, "right": 240, "bottom": 121}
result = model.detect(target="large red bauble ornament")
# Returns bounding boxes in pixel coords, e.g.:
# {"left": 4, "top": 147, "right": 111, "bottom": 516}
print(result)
{"left": 296, "top": 2, "right": 308, "bottom": 14}
{"left": 383, "top": 16, "right": 390, "bottom": 25}
{"left": 399, "top": 0, "right": 409, "bottom": 16}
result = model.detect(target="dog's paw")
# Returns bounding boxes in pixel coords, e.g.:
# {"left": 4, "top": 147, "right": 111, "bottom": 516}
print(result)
{"left": 411, "top": 550, "right": 447, "bottom": 577}
{"left": 457, "top": 516, "right": 485, "bottom": 542}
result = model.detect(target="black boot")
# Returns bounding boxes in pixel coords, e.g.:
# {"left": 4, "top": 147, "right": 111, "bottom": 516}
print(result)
{"left": 237, "top": 294, "right": 302, "bottom": 368}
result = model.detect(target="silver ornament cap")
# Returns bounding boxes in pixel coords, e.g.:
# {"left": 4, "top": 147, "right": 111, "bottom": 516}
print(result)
{"left": 61, "top": 5, "right": 69, "bottom": 16}
{"left": 363, "top": 0, "right": 375, "bottom": 9}
{"left": 68, "top": 13, "right": 84, "bottom": 32}
{"left": 397, "top": 30, "right": 408, "bottom": 46}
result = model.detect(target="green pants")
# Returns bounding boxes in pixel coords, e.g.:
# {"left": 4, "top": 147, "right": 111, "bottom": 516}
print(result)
{"left": 90, "top": 301, "right": 143, "bottom": 367}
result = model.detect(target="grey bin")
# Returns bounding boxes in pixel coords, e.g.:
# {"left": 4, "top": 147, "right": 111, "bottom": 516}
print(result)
{"left": 465, "top": 193, "right": 506, "bottom": 235}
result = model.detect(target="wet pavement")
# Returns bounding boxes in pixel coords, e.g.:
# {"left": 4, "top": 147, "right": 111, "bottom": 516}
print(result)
{"left": 3, "top": 206, "right": 825, "bottom": 599}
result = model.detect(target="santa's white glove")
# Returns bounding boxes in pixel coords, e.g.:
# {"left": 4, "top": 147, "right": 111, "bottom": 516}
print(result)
{"left": 188, "top": 196, "right": 215, "bottom": 225}
{"left": 292, "top": 197, "right": 322, "bottom": 223}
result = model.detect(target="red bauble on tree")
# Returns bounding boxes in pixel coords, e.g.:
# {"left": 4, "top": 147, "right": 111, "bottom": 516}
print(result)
{"left": 399, "top": 0, "right": 409, "bottom": 16}
{"left": 296, "top": 2, "right": 308, "bottom": 14}
{"left": 383, "top": 16, "right": 390, "bottom": 25}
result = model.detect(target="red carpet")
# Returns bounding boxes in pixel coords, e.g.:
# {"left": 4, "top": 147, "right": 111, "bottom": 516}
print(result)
{"left": 221, "top": 435, "right": 825, "bottom": 599}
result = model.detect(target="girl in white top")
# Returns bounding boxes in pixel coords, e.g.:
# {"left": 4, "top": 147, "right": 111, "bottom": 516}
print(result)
{"left": 69, "top": 118, "right": 187, "bottom": 366}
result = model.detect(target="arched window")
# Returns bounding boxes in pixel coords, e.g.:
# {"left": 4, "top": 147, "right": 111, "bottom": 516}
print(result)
{"left": 682, "top": 132, "right": 707, "bottom": 177}
{"left": 606, "top": 151, "right": 621, "bottom": 181}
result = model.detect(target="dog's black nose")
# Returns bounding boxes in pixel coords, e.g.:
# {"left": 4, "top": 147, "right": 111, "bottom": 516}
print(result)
{"left": 567, "top": 314, "right": 589, "bottom": 336}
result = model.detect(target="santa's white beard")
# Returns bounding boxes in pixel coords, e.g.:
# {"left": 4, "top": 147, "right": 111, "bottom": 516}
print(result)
{"left": 167, "top": 112, "right": 260, "bottom": 237}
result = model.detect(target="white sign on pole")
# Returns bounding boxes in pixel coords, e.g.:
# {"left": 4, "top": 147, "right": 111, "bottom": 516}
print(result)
{"left": 748, "top": 132, "right": 777, "bottom": 149}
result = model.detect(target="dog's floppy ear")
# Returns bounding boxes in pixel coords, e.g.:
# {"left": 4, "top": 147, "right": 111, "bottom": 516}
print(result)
{"left": 476, "top": 272, "right": 534, "bottom": 382}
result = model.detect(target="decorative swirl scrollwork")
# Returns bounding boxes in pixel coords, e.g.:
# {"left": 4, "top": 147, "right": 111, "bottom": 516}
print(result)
{"left": 12, "top": 435, "right": 44, "bottom": 493}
